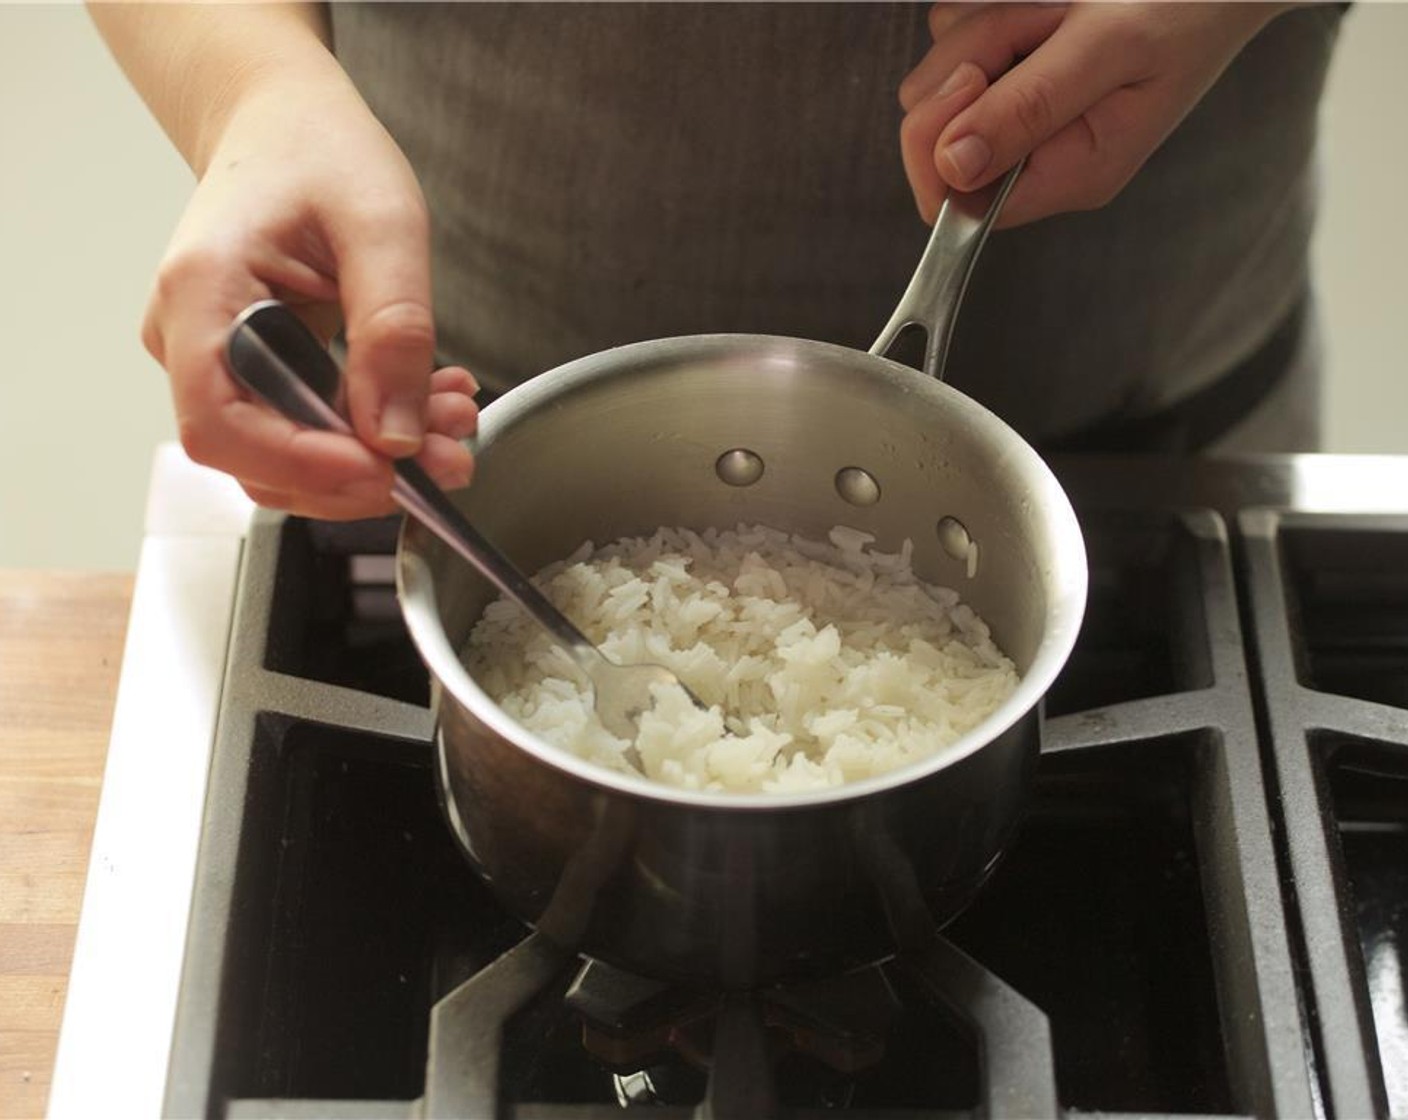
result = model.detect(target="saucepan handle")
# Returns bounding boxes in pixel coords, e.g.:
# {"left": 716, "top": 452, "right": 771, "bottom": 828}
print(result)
{"left": 869, "top": 160, "right": 1023, "bottom": 382}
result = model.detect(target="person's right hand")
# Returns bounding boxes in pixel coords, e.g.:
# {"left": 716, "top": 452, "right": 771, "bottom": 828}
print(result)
{"left": 898, "top": 2, "right": 1286, "bottom": 229}
{"left": 144, "top": 67, "right": 478, "bottom": 519}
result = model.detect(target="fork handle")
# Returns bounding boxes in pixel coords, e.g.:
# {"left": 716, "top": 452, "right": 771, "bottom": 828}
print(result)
{"left": 225, "top": 300, "right": 601, "bottom": 667}
{"left": 389, "top": 457, "right": 599, "bottom": 662}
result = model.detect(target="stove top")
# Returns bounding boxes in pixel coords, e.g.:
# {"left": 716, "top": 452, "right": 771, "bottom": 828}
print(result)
{"left": 50, "top": 451, "right": 1408, "bottom": 1120}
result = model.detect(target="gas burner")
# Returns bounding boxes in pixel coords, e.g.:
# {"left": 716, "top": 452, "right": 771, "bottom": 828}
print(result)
{"left": 567, "top": 959, "right": 901, "bottom": 1075}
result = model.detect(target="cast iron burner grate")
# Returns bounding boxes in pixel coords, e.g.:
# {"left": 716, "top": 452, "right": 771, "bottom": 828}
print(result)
{"left": 1241, "top": 511, "right": 1408, "bottom": 1120}
{"left": 160, "top": 483, "right": 1405, "bottom": 1119}
{"left": 412, "top": 930, "right": 1058, "bottom": 1120}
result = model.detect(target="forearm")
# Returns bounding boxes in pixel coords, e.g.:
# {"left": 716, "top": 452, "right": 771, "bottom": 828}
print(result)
{"left": 87, "top": 2, "right": 341, "bottom": 175}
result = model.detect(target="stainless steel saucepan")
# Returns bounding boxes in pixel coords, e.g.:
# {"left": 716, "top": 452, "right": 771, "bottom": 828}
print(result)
{"left": 397, "top": 166, "right": 1087, "bottom": 987}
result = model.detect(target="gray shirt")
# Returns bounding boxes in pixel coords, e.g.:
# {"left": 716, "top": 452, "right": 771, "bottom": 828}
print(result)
{"left": 330, "top": 2, "right": 1343, "bottom": 446}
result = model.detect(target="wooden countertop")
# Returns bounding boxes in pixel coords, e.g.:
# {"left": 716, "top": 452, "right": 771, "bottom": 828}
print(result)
{"left": 0, "top": 571, "right": 132, "bottom": 1120}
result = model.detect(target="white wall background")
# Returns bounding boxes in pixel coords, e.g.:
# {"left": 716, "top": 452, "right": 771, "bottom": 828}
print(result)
{"left": 2, "top": 4, "right": 184, "bottom": 570}
{"left": 1313, "top": 2, "right": 1408, "bottom": 452}
{"left": 2, "top": 2, "right": 1406, "bottom": 571}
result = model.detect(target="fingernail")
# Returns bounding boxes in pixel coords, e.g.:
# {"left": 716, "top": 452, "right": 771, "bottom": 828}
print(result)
{"left": 936, "top": 63, "right": 973, "bottom": 98}
{"left": 380, "top": 394, "right": 425, "bottom": 452}
{"left": 941, "top": 134, "right": 991, "bottom": 184}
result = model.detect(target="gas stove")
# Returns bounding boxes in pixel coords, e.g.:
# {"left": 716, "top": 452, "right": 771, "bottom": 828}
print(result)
{"left": 50, "top": 448, "right": 1408, "bottom": 1119}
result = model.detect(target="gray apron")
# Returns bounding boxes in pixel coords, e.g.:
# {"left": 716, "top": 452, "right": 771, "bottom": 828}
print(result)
{"left": 331, "top": 2, "right": 1343, "bottom": 452}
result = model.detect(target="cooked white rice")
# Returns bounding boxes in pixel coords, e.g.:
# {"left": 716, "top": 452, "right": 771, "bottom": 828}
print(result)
{"left": 463, "top": 524, "right": 1018, "bottom": 794}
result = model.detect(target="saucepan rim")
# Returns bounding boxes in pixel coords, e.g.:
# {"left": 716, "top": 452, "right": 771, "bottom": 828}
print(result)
{"left": 397, "top": 333, "right": 1088, "bottom": 811}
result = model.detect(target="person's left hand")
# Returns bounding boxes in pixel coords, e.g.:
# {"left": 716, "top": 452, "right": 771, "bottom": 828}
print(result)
{"left": 899, "top": 2, "right": 1290, "bottom": 228}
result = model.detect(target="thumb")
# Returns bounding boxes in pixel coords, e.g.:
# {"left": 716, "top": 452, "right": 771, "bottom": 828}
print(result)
{"left": 335, "top": 197, "right": 436, "bottom": 457}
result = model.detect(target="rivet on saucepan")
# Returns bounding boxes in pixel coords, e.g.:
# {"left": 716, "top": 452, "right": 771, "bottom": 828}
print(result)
{"left": 937, "top": 515, "right": 979, "bottom": 578}
{"left": 835, "top": 467, "right": 881, "bottom": 506}
{"left": 716, "top": 448, "right": 765, "bottom": 487}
